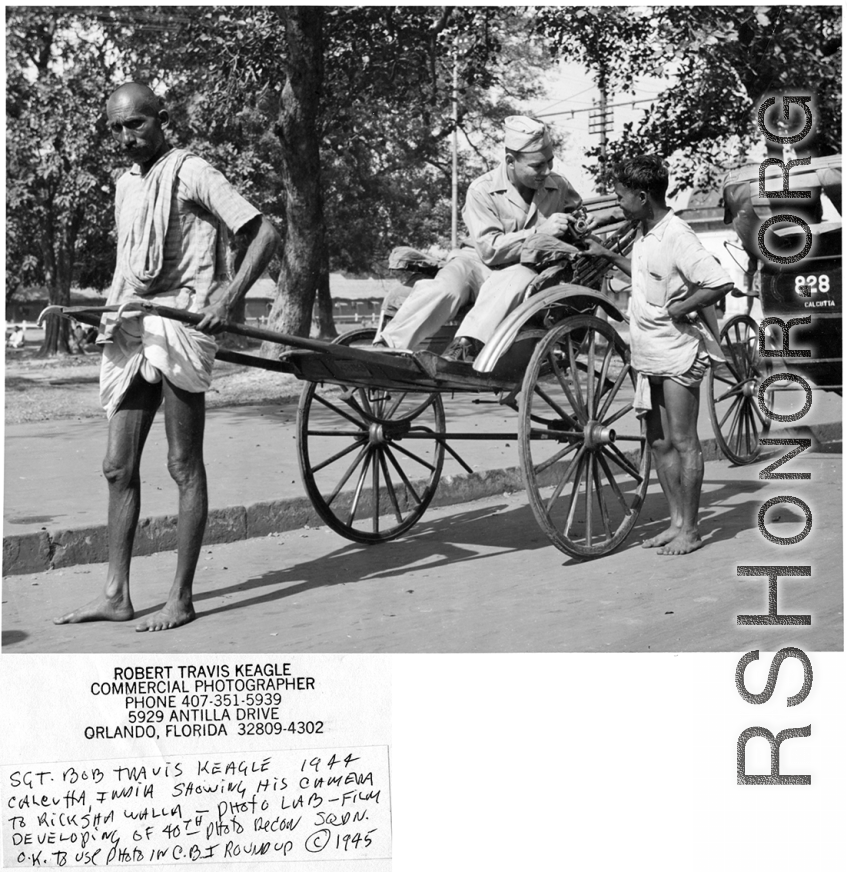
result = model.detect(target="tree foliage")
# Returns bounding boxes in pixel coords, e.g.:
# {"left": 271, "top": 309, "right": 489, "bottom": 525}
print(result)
{"left": 119, "top": 5, "right": 549, "bottom": 270}
{"left": 7, "top": 5, "right": 554, "bottom": 346}
{"left": 536, "top": 5, "right": 842, "bottom": 193}
{"left": 6, "top": 7, "right": 123, "bottom": 353}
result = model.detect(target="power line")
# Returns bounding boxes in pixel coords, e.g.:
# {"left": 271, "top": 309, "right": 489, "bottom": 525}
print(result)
{"left": 537, "top": 97, "right": 655, "bottom": 119}
{"left": 537, "top": 83, "right": 596, "bottom": 112}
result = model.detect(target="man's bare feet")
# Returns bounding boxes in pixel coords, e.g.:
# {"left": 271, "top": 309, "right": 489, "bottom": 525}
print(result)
{"left": 657, "top": 530, "right": 704, "bottom": 555}
{"left": 135, "top": 599, "right": 196, "bottom": 632}
{"left": 642, "top": 526, "right": 680, "bottom": 548}
{"left": 54, "top": 595, "right": 134, "bottom": 625}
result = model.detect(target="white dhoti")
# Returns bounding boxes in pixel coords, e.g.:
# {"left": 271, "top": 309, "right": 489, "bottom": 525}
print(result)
{"left": 99, "top": 308, "right": 217, "bottom": 419}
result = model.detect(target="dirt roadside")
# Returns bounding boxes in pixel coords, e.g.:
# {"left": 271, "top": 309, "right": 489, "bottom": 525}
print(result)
{"left": 4, "top": 346, "right": 303, "bottom": 424}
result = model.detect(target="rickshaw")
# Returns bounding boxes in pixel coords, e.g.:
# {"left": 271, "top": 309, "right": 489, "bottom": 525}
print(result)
{"left": 709, "top": 154, "right": 842, "bottom": 464}
{"left": 42, "top": 195, "right": 651, "bottom": 560}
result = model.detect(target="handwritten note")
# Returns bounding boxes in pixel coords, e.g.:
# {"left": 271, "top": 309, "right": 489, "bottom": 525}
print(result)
{"left": 3, "top": 746, "right": 390, "bottom": 866}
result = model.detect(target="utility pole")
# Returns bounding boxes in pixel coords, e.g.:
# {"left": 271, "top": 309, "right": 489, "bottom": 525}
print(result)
{"left": 588, "top": 64, "right": 613, "bottom": 192}
{"left": 451, "top": 39, "right": 459, "bottom": 249}
{"left": 598, "top": 75, "right": 608, "bottom": 168}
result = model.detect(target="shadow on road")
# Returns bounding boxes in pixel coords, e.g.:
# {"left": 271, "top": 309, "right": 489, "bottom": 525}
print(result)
{"left": 181, "top": 477, "right": 771, "bottom": 620}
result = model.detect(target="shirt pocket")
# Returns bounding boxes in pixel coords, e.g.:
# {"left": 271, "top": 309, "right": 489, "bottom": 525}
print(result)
{"left": 643, "top": 270, "right": 668, "bottom": 307}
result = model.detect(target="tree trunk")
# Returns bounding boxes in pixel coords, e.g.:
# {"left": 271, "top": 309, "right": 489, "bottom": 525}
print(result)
{"left": 313, "top": 248, "right": 337, "bottom": 339}
{"left": 263, "top": 6, "right": 326, "bottom": 354}
{"left": 36, "top": 220, "right": 73, "bottom": 357}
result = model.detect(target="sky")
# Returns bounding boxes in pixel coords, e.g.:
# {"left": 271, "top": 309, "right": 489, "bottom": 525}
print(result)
{"left": 527, "top": 59, "right": 673, "bottom": 199}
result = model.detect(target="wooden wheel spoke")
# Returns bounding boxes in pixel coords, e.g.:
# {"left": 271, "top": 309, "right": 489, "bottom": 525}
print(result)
{"left": 386, "top": 392, "right": 436, "bottom": 423}
{"left": 311, "top": 437, "right": 367, "bottom": 473}
{"left": 594, "top": 343, "right": 615, "bottom": 416}
{"left": 585, "top": 454, "right": 594, "bottom": 546}
{"left": 356, "top": 388, "right": 375, "bottom": 418}
{"left": 741, "top": 402, "right": 757, "bottom": 457}
{"left": 592, "top": 454, "right": 613, "bottom": 541}
{"left": 712, "top": 369, "right": 739, "bottom": 387}
{"left": 314, "top": 392, "right": 368, "bottom": 428}
{"left": 347, "top": 449, "right": 373, "bottom": 524}
{"left": 552, "top": 360, "right": 587, "bottom": 424}
{"left": 371, "top": 446, "right": 381, "bottom": 532}
{"left": 724, "top": 395, "right": 744, "bottom": 441}
{"left": 597, "top": 361, "right": 631, "bottom": 421}
{"left": 563, "top": 452, "right": 587, "bottom": 535}
{"left": 378, "top": 451, "right": 405, "bottom": 525}
{"left": 384, "top": 391, "right": 408, "bottom": 419}
{"left": 715, "top": 382, "right": 746, "bottom": 403}
{"left": 325, "top": 444, "right": 369, "bottom": 507}
{"left": 545, "top": 445, "right": 585, "bottom": 512}
{"left": 384, "top": 445, "right": 423, "bottom": 505}
{"left": 718, "top": 394, "right": 743, "bottom": 429}
{"left": 586, "top": 331, "right": 596, "bottom": 416}
{"left": 566, "top": 339, "right": 588, "bottom": 419}
{"left": 605, "top": 443, "right": 643, "bottom": 483}
{"left": 533, "top": 384, "right": 580, "bottom": 430}
{"left": 603, "top": 402, "right": 634, "bottom": 428}
{"left": 733, "top": 402, "right": 747, "bottom": 457}
{"left": 597, "top": 452, "right": 631, "bottom": 514}
{"left": 534, "top": 438, "right": 581, "bottom": 475}
{"left": 744, "top": 403, "right": 755, "bottom": 456}
{"left": 389, "top": 439, "right": 437, "bottom": 472}
{"left": 722, "top": 340, "right": 745, "bottom": 381}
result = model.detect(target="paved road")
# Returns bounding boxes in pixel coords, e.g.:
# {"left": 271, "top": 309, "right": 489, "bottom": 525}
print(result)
{"left": 4, "top": 384, "right": 841, "bottom": 573}
{"left": 3, "top": 453, "right": 841, "bottom": 654}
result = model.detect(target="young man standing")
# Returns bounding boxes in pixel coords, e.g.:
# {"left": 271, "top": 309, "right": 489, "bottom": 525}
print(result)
{"left": 587, "top": 156, "right": 733, "bottom": 555}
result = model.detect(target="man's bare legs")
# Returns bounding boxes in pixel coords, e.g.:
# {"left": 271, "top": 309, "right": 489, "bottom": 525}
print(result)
{"left": 135, "top": 379, "right": 207, "bottom": 631}
{"left": 641, "top": 378, "right": 705, "bottom": 555}
{"left": 54, "top": 374, "right": 162, "bottom": 624}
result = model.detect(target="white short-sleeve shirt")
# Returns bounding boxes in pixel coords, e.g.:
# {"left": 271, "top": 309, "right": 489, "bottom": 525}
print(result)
{"left": 629, "top": 210, "right": 731, "bottom": 376}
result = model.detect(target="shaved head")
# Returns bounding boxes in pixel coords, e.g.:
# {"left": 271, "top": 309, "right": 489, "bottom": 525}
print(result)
{"left": 106, "top": 82, "right": 170, "bottom": 170}
{"left": 107, "top": 82, "right": 163, "bottom": 115}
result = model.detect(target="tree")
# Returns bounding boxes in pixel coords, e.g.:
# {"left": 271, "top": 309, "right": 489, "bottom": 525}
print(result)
{"left": 264, "top": 7, "right": 325, "bottom": 344}
{"left": 116, "top": 5, "right": 552, "bottom": 337}
{"left": 7, "top": 5, "right": 558, "bottom": 351}
{"left": 6, "top": 7, "right": 121, "bottom": 355}
{"left": 536, "top": 5, "right": 842, "bottom": 193}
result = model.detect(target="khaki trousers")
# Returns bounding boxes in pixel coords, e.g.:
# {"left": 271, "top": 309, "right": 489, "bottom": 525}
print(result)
{"left": 456, "top": 263, "right": 538, "bottom": 344}
{"left": 380, "top": 250, "right": 491, "bottom": 350}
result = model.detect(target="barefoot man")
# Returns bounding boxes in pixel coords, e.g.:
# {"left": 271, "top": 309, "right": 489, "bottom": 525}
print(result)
{"left": 587, "top": 156, "right": 733, "bottom": 555}
{"left": 55, "top": 82, "right": 279, "bottom": 630}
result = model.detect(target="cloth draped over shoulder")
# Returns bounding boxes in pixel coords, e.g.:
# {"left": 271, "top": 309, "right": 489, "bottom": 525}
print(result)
{"left": 116, "top": 148, "right": 192, "bottom": 294}
{"left": 99, "top": 147, "right": 262, "bottom": 417}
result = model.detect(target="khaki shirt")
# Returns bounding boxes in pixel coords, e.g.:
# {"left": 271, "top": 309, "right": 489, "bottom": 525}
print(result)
{"left": 629, "top": 210, "right": 731, "bottom": 375}
{"left": 462, "top": 160, "right": 583, "bottom": 267}
{"left": 108, "top": 155, "right": 261, "bottom": 310}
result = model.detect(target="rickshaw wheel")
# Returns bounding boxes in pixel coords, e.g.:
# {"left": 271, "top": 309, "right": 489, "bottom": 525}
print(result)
{"left": 519, "top": 314, "right": 651, "bottom": 559}
{"left": 297, "top": 327, "right": 445, "bottom": 543}
{"left": 707, "top": 314, "right": 771, "bottom": 465}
